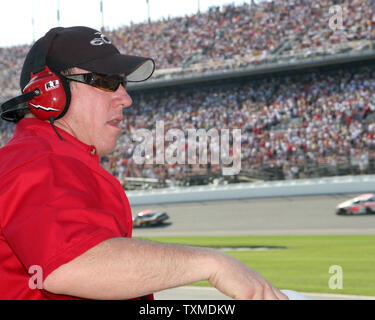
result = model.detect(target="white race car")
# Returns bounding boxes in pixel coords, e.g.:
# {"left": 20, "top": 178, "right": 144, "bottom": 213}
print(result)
{"left": 336, "top": 193, "right": 375, "bottom": 215}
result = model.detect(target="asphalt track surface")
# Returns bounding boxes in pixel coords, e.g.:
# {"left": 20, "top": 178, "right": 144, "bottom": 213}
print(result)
{"left": 131, "top": 193, "right": 375, "bottom": 300}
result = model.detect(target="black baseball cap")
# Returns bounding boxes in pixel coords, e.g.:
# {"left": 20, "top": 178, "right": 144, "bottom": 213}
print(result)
{"left": 20, "top": 26, "right": 155, "bottom": 90}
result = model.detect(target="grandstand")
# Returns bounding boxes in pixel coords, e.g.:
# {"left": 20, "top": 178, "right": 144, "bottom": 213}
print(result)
{"left": 1, "top": 0, "right": 375, "bottom": 190}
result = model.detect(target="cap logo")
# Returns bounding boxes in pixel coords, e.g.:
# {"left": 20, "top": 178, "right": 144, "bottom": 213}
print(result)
{"left": 90, "top": 32, "right": 111, "bottom": 46}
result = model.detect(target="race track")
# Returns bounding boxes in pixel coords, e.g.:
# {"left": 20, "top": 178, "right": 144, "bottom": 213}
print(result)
{"left": 132, "top": 193, "right": 375, "bottom": 237}
{"left": 131, "top": 193, "right": 375, "bottom": 300}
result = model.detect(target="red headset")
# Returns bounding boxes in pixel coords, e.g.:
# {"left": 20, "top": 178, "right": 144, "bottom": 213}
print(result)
{"left": 22, "top": 66, "right": 69, "bottom": 121}
{"left": 0, "top": 28, "right": 71, "bottom": 123}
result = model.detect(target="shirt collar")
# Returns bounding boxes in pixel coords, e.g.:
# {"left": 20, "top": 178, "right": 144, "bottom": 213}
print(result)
{"left": 14, "top": 118, "right": 99, "bottom": 160}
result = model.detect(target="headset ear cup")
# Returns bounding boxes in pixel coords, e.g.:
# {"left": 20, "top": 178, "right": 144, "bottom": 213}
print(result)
{"left": 24, "top": 66, "right": 68, "bottom": 121}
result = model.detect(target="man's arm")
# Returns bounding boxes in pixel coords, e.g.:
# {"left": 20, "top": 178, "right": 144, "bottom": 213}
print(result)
{"left": 43, "top": 237, "right": 287, "bottom": 300}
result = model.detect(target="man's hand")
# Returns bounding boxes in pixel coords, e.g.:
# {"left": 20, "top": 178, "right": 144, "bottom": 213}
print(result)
{"left": 208, "top": 250, "right": 288, "bottom": 300}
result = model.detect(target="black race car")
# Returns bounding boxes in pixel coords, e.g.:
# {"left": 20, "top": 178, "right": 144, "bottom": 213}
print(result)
{"left": 132, "top": 209, "right": 170, "bottom": 227}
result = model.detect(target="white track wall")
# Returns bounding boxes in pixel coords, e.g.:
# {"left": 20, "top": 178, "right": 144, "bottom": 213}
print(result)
{"left": 126, "top": 175, "right": 375, "bottom": 206}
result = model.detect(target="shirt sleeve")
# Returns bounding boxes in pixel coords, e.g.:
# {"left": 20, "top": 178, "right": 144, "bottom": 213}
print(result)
{"left": 1, "top": 153, "right": 128, "bottom": 281}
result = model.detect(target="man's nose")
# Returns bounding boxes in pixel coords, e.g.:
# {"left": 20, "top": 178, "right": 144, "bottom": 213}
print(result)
{"left": 114, "top": 84, "right": 133, "bottom": 108}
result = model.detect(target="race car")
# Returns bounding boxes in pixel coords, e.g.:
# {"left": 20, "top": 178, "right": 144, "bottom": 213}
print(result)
{"left": 132, "top": 209, "right": 170, "bottom": 227}
{"left": 336, "top": 193, "right": 375, "bottom": 215}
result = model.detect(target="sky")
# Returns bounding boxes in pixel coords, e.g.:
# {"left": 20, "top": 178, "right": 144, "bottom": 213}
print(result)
{"left": 0, "top": 0, "right": 259, "bottom": 47}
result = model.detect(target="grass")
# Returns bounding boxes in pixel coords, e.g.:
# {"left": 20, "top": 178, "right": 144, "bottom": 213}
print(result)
{"left": 135, "top": 235, "right": 375, "bottom": 296}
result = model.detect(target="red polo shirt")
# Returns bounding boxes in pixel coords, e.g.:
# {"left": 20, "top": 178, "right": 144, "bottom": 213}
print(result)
{"left": 0, "top": 118, "right": 137, "bottom": 299}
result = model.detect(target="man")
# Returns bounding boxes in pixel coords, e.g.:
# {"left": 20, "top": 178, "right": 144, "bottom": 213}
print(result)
{"left": 0, "top": 26, "right": 287, "bottom": 300}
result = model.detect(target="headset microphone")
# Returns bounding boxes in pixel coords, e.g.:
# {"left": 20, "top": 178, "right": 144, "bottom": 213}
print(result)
{"left": 0, "top": 89, "right": 40, "bottom": 122}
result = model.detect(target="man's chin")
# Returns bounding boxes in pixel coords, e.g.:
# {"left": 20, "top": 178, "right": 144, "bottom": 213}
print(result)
{"left": 97, "top": 140, "right": 117, "bottom": 158}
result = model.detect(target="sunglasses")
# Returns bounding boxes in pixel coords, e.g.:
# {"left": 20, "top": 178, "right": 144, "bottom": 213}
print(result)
{"left": 62, "top": 72, "right": 128, "bottom": 92}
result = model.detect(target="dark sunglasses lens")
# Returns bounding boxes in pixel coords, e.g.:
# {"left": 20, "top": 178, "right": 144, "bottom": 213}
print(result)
{"left": 94, "top": 75, "right": 127, "bottom": 92}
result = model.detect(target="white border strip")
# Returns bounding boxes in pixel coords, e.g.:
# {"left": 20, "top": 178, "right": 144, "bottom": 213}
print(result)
{"left": 155, "top": 286, "right": 375, "bottom": 300}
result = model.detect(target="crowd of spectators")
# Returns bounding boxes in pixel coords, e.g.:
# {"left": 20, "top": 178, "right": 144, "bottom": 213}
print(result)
{"left": 108, "top": 0, "right": 375, "bottom": 78}
{"left": 0, "top": 45, "right": 29, "bottom": 100}
{"left": 96, "top": 66, "right": 375, "bottom": 188}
